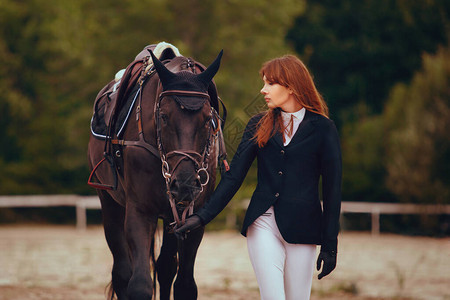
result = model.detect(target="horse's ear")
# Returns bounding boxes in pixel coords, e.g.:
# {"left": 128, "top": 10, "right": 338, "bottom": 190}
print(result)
{"left": 197, "top": 50, "right": 223, "bottom": 85}
{"left": 150, "top": 50, "right": 176, "bottom": 89}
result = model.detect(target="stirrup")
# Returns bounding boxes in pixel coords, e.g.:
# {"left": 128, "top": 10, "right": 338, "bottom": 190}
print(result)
{"left": 88, "top": 154, "right": 118, "bottom": 190}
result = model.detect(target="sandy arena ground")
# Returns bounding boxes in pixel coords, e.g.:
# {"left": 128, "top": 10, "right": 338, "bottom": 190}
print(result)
{"left": 0, "top": 225, "right": 448, "bottom": 300}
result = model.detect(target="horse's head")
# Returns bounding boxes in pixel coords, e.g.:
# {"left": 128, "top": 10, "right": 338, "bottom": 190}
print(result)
{"left": 151, "top": 50, "right": 223, "bottom": 205}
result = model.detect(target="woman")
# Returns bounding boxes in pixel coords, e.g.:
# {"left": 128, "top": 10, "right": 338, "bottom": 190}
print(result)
{"left": 175, "top": 55, "right": 342, "bottom": 300}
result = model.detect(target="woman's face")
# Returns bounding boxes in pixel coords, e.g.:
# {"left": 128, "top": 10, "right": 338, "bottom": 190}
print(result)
{"left": 260, "top": 76, "right": 299, "bottom": 112}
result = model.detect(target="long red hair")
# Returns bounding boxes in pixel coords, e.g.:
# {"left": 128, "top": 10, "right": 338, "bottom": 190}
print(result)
{"left": 253, "top": 55, "right": 328, "bottom": 147}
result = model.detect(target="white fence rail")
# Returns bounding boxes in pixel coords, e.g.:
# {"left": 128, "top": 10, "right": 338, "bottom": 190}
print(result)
{"left": 341, "top": 201, "right": 450, "bottom": 235}
{"left": 228, "top": 199, "right": 450, "bottom": 235}
{"left": 0, "top": 195, "right": 449, "bottom": 234}
{"left": 0, "top": 195, "right": 100, "bottom": 230}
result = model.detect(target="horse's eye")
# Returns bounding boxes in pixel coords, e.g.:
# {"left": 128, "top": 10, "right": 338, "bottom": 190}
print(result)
{"left": 204, "top": 116, "right": 212, "bottom": 126}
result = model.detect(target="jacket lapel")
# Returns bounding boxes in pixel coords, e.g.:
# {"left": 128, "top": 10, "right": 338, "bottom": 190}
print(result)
{"left": 269, "top": 110, "right": 317, "bottom": 149}
{"left": 288, "top": 110, "right": 317, "bottom": 146}
{"left": 273, "top": 131, "right": 284, "bottom": 148}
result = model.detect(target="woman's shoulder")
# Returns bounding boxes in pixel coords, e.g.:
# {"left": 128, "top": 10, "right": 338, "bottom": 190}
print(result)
{"left": 307, "top": 110, "right": 334, "bottom": 124}
{"left": 307, "top": 110, "right": 338, "bottom": 132}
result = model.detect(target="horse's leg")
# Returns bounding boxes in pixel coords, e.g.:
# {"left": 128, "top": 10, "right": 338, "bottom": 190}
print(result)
{"left": 173, "top": 226, "right": 205, "bottom": 300}
{"left": 99, "top": 190, "right": 132, "bottom": 300}
{"left": 156, "top": 221, "right": 178, "bottom": 300}
{"left": 125, "top": 201, "right": 157, "bottom": 300}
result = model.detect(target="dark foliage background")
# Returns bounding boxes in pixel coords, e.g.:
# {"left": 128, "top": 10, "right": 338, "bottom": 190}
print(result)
{"left": 0, "top": 0, "right": 449, "bottom": 235}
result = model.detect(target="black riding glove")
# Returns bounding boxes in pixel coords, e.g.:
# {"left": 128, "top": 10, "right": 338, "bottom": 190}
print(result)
{"left": 316, "top": 250, "right": 337, "bottom": 280}
{"left": 174, "top": 215, "right": 203, "bottom": 240}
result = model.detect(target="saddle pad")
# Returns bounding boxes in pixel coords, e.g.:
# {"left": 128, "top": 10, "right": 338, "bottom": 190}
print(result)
{"left": 90, "top": 84, "right": 140, "bottom": 139}
{"left": 90, "top": 42, "right": 182, "bottom": 140}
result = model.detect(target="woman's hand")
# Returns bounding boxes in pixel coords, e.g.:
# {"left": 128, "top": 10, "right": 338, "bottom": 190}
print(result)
{"left": 316, "top": 250, "right": 337, "bottom": 279}
{"left": 174, "top": 215, "right": 203, "bottom": 240}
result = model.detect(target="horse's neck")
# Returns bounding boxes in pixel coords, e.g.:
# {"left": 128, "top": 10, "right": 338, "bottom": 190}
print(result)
{"left": 139, "top": 79, "right": 160, "bottom": 140}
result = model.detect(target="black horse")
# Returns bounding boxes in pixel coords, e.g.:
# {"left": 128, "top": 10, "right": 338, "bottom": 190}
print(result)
{"left": 88, "top": 45, "right": 225, "bottom": 300}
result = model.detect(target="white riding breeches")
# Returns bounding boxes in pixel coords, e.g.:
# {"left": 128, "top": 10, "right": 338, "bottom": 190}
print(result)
{"left": 246, "top": 206, "right": 316, "bottom": 300}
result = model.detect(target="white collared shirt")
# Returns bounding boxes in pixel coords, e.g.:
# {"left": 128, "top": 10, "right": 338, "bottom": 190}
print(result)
{"left": 281, "top": 107, "right": 306, "bottom": 146}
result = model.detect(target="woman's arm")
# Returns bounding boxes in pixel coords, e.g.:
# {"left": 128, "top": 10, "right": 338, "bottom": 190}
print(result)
{"left": 316, "top": 119, "right": 342, "bottom": 279}
{"left": 196, "top": 115, "right": 259, "bottom": 224}
{"left": 174, "top": 115, "right": 260, "bottom": 236}
{"left": 320, "top": 120, "right": 342, "bottom": 252}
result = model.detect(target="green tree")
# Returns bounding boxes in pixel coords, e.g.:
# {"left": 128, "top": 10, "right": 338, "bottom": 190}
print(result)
{"left": 0, "top": 0, "right": 305, "bottom": 195}
{"left": 384, "top": 46, "right": 450, "bottom": 204}
{"left": 341, "top": 46, "right": 450, "bottom": 205}
{"left": 340, "top": 104, "right": 393, "bottom": 202}
{"left": 286, "top": 0, "right": 450, "bottom": 120}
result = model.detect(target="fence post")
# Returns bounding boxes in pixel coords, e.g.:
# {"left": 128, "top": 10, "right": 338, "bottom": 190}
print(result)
{"left": 76, "top": 203, "right": 87, "bottom": 231}
{"left": 371, "top": 207, "right": 380, "bottom": 236}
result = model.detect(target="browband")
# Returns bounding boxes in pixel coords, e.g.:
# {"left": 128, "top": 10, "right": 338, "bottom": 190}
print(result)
{"left": 159, "top": 90, "right": 211, "bottom": 100}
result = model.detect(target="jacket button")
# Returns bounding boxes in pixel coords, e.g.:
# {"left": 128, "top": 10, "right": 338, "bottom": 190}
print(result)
{"left": 275, "top": 193, "right": 280, "bottom": 198}
{"left": 280, "top": 150, "right": 285, "bottom": 155}
{"left": 278, "top": 171, "right": 283, "bottom": 176}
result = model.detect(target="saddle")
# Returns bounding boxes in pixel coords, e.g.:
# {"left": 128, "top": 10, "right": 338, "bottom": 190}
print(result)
{"left": 89, "top": 42, "right": 229, "bottom": 190}
{"left": 90, "top": 42, "right": 226, "bottom": 139}
{"left": 90, "top": 43, "right": 180, "bottom": 139}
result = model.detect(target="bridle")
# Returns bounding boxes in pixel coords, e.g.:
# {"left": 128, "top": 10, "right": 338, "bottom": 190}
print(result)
{"left": 156, "top": 89, "right": 218, "bottom": 228}
{"left": 111, "top": 58, "right": 220, "bottom": 228}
